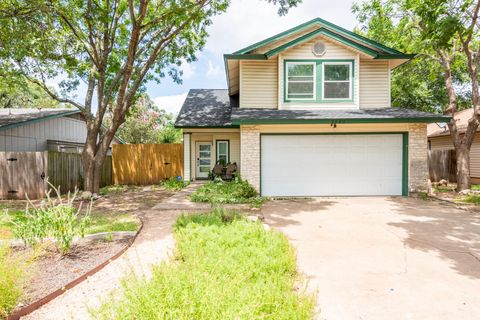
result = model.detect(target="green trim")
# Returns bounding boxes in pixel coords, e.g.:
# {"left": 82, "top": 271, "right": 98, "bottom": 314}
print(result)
{"left": 283, "top": 59, "right": 355, "bottom": 103}
{"left": 224, "top": 54, "right": 267, "bottom": 60}
{"left": 234, "top": 18, "right": 405, "bottom": 56}
{"left": 402, "top": 133, "right": 409, "bottom": 196}
{"left": 174, "top": 125, "right": 240, "bottom": 129}
{"left": 233, "top": 117, "right": 449, "bottom": 125}
{"left": 0, "top": 110, "right": 80, "bottom": 132}
{"left": 266, "top": 28, "right": 379, "bottom": 58}
{"left": 259, "top": 132, "right": 409, "bottom": 197}
{"left": 375, "top": 54, "right": 416, "bottom": 60}
{"left": 215, "top": 139, "right": 230, "bottom": 165}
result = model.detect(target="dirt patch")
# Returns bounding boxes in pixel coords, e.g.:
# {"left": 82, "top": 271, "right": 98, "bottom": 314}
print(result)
{"left": 13, "top": 235, "right": 132, "bottom": 311}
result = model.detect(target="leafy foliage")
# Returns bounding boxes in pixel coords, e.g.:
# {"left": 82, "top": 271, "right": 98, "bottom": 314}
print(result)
{"left": 0, "top": 72, "right": 61, "bottom": 109}
{"left": 96, "top": 209, "right": 314, "bottom": 319}
{"left": 190, "top": 177, "right": 263, "bottom": 206}
{"left": 161, "top": 177, "right": 189, "bottom": 191}
{"left": 10, "top": 186, "right": 91, "bottom": 254}
{"left": 109, "top": 94, "right": 182, "bottom": 144}
{"left": 352, "top": 0, "right": 473, "bottom": 112}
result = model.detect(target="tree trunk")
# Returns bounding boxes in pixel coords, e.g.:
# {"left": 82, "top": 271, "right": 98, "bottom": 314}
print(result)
{"left": 81, "top": 129, "right": 111, "bottom": 195}
{"left": 455, "top": 146, "right": 471, "bottom": 191}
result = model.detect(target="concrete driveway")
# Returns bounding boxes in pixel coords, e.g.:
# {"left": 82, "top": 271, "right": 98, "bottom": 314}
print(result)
{"left": 262, "top": 197, "right": 480, "bottom": 320}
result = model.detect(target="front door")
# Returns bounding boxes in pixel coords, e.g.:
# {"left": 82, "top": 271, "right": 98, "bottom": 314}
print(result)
{"left": 196, "top": 142, "right": 212, "bottom": 179}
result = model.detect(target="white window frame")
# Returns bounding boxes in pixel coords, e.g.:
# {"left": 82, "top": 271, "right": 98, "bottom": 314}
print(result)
{"left": 285, "top": 61, "right": 316, "bottom": 101}
{"left": 322, "top": 62, "right": 352, "bottom": 101}
{"left": 216, "top": 140, "right": 229, "bottom": 164}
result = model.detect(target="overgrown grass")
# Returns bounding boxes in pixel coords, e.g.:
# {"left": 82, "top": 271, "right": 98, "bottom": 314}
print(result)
{"left": 85, "top": 214, "right": 140, "bottom": 234}
{"left": 471, "top": 185, "right": 480, "bottom": 191}
{"left": 161, "top": 178, "right": 189, "bottom": 191}
{"left": 96, "top": 209, "right": 314, "bottom": 319}
{"left": 0, "top": 245, "right": 30, "bottom": 318}
{"left": 456, "top": 194, "right": 480, "bottom": 205}
{"left": 434, "top": 185, "right": 455, "bottom": 193}
{"left": 1, "top": 209, "right": 139, "bottom": 240}
{"left": 190, "top": 178, "right": 265, "bottom": 207}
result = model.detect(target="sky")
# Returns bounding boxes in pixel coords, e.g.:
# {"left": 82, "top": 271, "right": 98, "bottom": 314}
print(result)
{"left": 151, "top": 0, "right": 359, "bottom": 115}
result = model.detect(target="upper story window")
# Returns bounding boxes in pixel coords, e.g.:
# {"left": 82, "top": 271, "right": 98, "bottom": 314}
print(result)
{"left": 284, "top": 59, "right": 354, "bottom": 103}
{"left": 286, "top": 62, "right": 316, "bottom": 100}
{"left": 323, "top": 62, "right": 352, "bottom": 100}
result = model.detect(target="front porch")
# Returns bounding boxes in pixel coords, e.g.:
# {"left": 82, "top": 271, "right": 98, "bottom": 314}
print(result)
{"left": 182, "top": 129, "right": 241, "bottom": 181}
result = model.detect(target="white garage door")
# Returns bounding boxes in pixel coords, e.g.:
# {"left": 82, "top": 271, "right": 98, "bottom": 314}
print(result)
{"left": 261, "top": 134, "right": 404, "bottom": 196}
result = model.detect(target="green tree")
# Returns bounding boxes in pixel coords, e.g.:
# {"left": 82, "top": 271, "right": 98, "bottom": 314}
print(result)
{"left": 112, "top": 94, "right": 181, "bottom": 144}
{"left": 0, "top": 73, "right": 61, "bottom": 109}
{"left": 0, "top": 0, "right": 300, "bottom": 194}
{"left": 353, "top": 0, "right": 480, "bottom": 190}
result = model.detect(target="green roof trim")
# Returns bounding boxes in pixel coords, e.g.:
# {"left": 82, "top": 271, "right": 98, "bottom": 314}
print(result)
{"left": 374, "top": 54, "right": 416, "bottom": 59}
{"left": 232, "top": 117, "right": 450, "bottom": 125}
{"left": 224, "top": 54, "right": 267, "bottom": 60}
{"left": 265, "top": 28, "right": 380, "bottom": 58}
{"left": 233, "top": 17, "right": 406, "bottom": 56}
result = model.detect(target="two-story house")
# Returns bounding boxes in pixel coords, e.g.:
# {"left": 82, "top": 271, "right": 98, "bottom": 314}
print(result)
{"left": 175, "top": 18, "right": 449, "bottom": 197}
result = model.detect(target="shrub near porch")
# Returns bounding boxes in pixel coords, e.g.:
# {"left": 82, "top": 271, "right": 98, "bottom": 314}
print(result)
{"left": 189, "top": 178, "right": 264, "bottom": 207}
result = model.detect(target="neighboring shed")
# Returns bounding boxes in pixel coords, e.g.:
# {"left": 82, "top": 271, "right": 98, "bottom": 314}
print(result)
{"left": 0, "top": 108, "right": 119, "bottom": 199}
{"left": 428, "top": 109, "right": 480, "bottom": 183}
{"left": 0, "top": 108, "right": 121, "bottom": 153}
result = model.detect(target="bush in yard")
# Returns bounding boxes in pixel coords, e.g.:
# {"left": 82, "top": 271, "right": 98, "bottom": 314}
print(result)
{"left": 11, "top": 185, "right": 91, "bottom": 254}
{"left": 0, "top": 245, "right": 30, "bottom": 317}
{"left": 190, "top": 177, "right": 262, "bottom": 206}
{"left": 161, "top": 177, "right": 189, "bottom": 191}
{"left": 95, "top": 208, "right": 314, "bottom": 319}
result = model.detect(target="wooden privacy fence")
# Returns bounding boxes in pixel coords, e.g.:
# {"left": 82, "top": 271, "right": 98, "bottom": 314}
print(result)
{"left": 428, "top": 149, "right": 457, "bottom": 182}
{"left": 112, "top": 144, "right": 183, "bottom": 185}
{"left": 0, "top": 152, "right": 47, "bottom": 200}
{"left": 47, "top": 151, "right": 112, "bottom": 194}
{"left": 0, "top": 151, "right": 112, "bottom": 200}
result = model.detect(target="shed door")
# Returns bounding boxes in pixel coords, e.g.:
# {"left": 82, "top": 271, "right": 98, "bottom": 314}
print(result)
{"left": 260, "top": 134, "right": 404, "bottom": 196}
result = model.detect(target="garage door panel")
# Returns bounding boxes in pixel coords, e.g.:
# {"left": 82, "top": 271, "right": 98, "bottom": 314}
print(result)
{"left": 261, "top": 134, "right": 403, "bottom": 196}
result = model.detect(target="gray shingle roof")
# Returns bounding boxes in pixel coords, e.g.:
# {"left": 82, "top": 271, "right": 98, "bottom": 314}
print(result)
{"left": 231, "top": 108, "right": 450, "bottom": 124}
{"left": 175, "top": 89, "right": 238, "bottom": 127}
{"left": 0, "top": 108, "right": 80, "bottom": 130}
{"left": 175, "top": 89, "right": 449, "bottom": 127}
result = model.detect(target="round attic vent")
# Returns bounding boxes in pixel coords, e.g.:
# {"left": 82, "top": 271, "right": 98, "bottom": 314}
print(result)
{"left": 312, "top": 41, "right": 326, "bottom": 56}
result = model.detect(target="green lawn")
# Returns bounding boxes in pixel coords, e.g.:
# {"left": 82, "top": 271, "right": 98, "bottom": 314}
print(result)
{"left": 95, "top": 209, "right": 314, "bottom": 319}
{"left": 190, "top": 178, "right": 264, "bottom": 207}
{"left": 1, "top": 208, "right": 140, "bottom": 240}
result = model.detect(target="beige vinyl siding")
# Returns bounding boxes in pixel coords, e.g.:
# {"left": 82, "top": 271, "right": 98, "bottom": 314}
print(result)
{"left": 429, "top": 133, "right": 480, "bottom": 178}
{"left": 189, "top": 132, "right": 240, "bottom": 180}
{"left": 239, "top": 58, "right": 278, "bottom": 108}
{"left": 183, "top": 133, "right": 191, "bottom": 181}
{"left": 359, "top": 60, "right": 390, "bottom": 108}
{"left": 278, "top": 35, "right": 360, "bottom": 109}
{"left": 252, "top": 25, "right": 319, "bottom": 53}
{"left": 429, "top": 135, "right": 454, "bottom": 151}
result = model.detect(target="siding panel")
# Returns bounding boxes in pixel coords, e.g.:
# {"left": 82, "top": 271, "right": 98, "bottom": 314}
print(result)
{"left": 360, "top": 60, "right": 390, "bottom": 108}
{"left": 240, "top": 58, "right": 278, "bottom": 108}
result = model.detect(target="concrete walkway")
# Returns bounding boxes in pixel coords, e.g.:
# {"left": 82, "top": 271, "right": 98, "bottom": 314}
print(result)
{"left": 23, "top": 208, "right": 179, "bottom": 319}
{"left": 153, "top": 181, "right": 210, "bottom": 210}
{"left": 262, "top": 197, "right": 480, "bottom": 320}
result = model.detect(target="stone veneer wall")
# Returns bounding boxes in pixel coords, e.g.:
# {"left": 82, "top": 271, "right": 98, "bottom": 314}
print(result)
{"left": 240, "top": 125, "right": 261, "bottom": 191}
{"left": 239, "top": 123, "right": 429, "bottom": 194}
{"left": 408, "top": 123, "right": 428, "bottom": 192}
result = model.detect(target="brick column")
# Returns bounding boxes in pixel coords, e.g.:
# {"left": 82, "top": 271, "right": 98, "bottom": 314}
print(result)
{"left": 408, "top": 123, "right": 428, "bottom": 191}
{"left": 240, "top": 125, "right": 260, "bottom": 191}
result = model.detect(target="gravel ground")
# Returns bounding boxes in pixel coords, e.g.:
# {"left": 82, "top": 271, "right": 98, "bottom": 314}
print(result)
{"left": 15, "top": 235, "right": 132, "bottom": 309}
{"left": 21, "top": 209, "right": 180, "bottom": 320}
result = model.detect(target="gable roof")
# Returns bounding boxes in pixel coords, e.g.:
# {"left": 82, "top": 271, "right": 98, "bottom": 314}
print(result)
{"left": 0, "top": 108, "right": 80, "bottom": 131}
{"left": 224, "top": 17, "right": 415, "bottom": 95}
{"left": 234, "top": 17, "right": 404, "bottom": 56}
{"left": 428, "top": 109, "right": 473, "bottom": 138}
{"left": 174, "top": 89, "right": 450, "bottom": 128}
